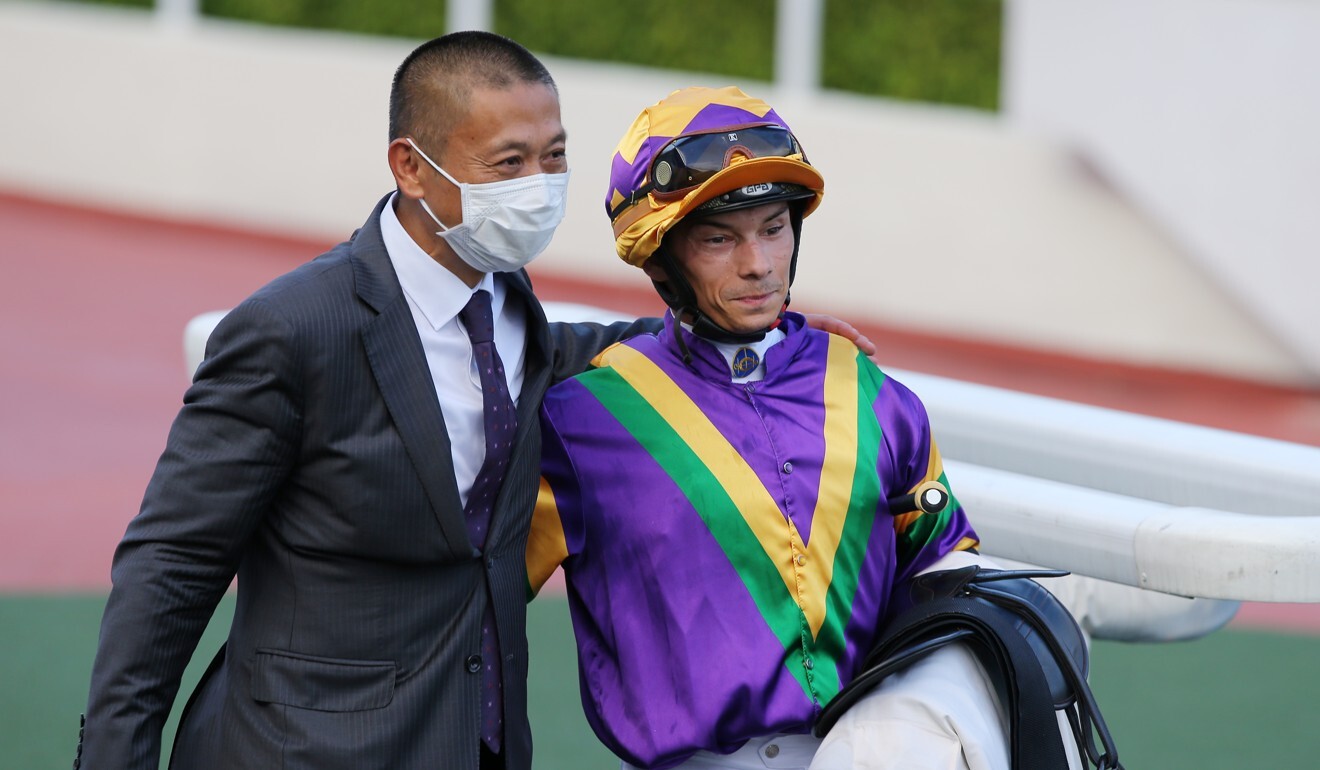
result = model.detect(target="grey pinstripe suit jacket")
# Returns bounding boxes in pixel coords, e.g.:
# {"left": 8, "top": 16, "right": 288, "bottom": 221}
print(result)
{"left": 81, "top": 195, "right": 652, "bottom": 770}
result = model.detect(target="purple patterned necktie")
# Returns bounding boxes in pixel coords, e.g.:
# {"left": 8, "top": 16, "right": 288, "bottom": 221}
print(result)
{"left": 458, "top": 289, "right": 516, "bottom": 754}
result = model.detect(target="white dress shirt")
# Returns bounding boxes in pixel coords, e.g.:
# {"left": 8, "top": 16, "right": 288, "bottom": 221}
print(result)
{"left": 381, "top": 193, "right": 528, "bottom": 508}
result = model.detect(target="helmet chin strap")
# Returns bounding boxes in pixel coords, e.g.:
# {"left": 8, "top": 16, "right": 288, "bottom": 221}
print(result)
{"left": 652, "top": 254, "right": 783, "bottom": 366}
{"left": 678, "top": 300, "right": 787, "bottom": 344}
{"left": 652, "top": 206, "right": 804, "bottom": 363}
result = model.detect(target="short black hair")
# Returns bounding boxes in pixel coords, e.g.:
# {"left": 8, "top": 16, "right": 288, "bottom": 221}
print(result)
{"left": 388, "top": 31, "right": 557, "bottom": 156}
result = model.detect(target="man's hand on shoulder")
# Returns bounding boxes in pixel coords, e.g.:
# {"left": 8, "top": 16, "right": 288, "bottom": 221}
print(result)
{"left": 802, "top": 314, "right": 877, "bottom": 356}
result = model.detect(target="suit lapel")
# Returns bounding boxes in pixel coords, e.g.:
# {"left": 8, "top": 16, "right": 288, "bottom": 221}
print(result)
{"left": 354, "top": 196, "right": 473, "bottom": 558}
{"left": 488, "top": 270, "right": 550, "bottom": 544}
{"left": 506, "top": 270, "right": 551, "bottom": 443}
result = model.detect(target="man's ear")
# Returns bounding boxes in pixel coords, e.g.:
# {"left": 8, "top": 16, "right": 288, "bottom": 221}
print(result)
{"left": 388, "top": 138, "right": 425, "bottom": 199}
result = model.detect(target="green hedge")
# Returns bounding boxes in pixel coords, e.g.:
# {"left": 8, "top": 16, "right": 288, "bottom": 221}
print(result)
{"left": 823, "top": 0, "right": 1001, "bottom": 110}
{"left": 66, "top": 0, "right": 152, "bottom": 8}
{"left": 201, "top": 0, "right": 448, "bottom": 40}
{"left": 496, "top": 0, "right": 777, "bottom": 83}
{"left": 70, "top": 0, "right": 1003, "bottom": 110}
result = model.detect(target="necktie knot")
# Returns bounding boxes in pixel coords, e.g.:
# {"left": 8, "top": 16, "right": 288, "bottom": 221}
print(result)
{"left": 460, "top": 290, "right": 495, "bottom": 345}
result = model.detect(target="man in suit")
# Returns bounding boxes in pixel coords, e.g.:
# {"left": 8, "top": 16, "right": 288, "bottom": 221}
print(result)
{"left": 77, "top": 31, "right": 657, "bottom": 770}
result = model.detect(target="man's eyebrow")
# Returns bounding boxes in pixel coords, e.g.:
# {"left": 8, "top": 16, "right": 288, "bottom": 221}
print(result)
{"left": 690, "top": 219, "right": 734, "bottom": 232}
{"left": 705, "top": 204, "right": 789, "bottom": 227}
{"left": 692, "top": 203, "right": 790, "bottom": 232}
{"left": 489, "top": 130, "right": 568, "bottom": 156}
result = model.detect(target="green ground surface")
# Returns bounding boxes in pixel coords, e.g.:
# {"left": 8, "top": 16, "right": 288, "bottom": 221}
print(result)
{"left": 4, "top": 593, "right": 1316, "bottom": 768}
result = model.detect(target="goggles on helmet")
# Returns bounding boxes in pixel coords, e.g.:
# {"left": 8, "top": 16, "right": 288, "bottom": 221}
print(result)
{"left": 610, "top": 124, "right": 805, "bottom": 220}
{"left": 653, "top": 124, "right": 803, "bottom": 194}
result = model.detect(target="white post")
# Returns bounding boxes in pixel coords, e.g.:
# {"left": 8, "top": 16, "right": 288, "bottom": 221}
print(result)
{"left": 775, "top": 0, "right": 824, "bottom": 95}
{"left": 155, "top": 0, "right": 200, "bottom": 31}
{"left": 447, "top": 0, "right": 494, "bottom": 32}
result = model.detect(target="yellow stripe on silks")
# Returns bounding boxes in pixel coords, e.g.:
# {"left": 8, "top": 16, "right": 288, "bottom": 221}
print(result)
{"left": 527, "top": 477, "right": 569, "bottom": 596}
{"left": 601, "top": 340, "right": 861, "bottom": 639}
{"left": 927, "top": 441, "right": 947, "bottom": 485}
{"left": 602, "top": 346, "right": 802, "bottom": 616}
{"left": 801, "top": 335, "right": 862, "bottom": 630}
{"left": 589, "top": 341, "right": 627, "bottom": 368}
{"left": 892, "top": 512, "right": 919, "bottom": 534}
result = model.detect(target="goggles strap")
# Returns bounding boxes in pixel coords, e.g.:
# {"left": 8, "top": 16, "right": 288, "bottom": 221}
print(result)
{"left": 610, "top": 182, "right": 655, "bottom": 223}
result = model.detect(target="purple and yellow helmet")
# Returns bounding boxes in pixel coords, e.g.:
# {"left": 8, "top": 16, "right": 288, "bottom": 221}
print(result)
{"left": 606, "top": 86, "right": 824, "bottom": 267}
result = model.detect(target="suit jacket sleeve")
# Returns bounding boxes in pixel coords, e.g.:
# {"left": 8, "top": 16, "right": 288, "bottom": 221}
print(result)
{"left": 82, "top": 297, "right": 301, "bottom": 768}
{"left": 546, "top": 317, "right": 663, "bottom": 384}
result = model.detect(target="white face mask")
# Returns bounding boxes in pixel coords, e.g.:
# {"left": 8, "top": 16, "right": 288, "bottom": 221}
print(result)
{"left": 407, "top": 138, "right": 570, "bottom": 274}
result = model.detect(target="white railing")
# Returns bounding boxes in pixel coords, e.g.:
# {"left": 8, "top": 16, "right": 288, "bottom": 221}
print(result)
{"left": 885, "top": 369, "right": 1320, "bottom": 602}
{"left": 951, "top": 462, "right": 1320, "bottom": 602}
{"left": 894, "top": 369, "right": 1320, "bottom": 518}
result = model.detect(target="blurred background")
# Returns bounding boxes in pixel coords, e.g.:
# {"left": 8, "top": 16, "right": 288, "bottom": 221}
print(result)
{"left": 2, "top": 0, "right": 1317, "bottom": 767}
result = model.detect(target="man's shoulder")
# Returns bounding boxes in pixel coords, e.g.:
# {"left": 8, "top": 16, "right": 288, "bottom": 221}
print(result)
{"left": 786, "top": 325, "right": 916, "bottom": 396}
{"left": 543, "top": 335, "right": 667, "bottom": 402}
{"left": 239, "top": 240, "right": 362, "bottom": 312}
{"left": 545, "top": 341, "right": 629, "bottom": 394}
{"left": 784, "top": 319, "right": 866, "bottom": 365}
{"left": 211, "top": 241, "right": 367, "bottom": 347}
{"left": 248, "top": 200, "right": 390, "bottom": 308}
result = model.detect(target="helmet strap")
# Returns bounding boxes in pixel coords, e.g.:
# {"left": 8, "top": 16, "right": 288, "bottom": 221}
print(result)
{"left": 649, "top": 203, "right": 805, "bottom": 354}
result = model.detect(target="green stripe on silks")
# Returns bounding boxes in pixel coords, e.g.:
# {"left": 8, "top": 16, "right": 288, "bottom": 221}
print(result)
{"left": 579, "top": 368, "right": 823, "bottom": 701}
{"left": 815, "top": 353, "right": 886, "bottom": 699}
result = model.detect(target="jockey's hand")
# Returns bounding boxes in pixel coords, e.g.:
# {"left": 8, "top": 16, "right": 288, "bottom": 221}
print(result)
{"left": 802, "top": 314, "right": 877, "bottom": 357}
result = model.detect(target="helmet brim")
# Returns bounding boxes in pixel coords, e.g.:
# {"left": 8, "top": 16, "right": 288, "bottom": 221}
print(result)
{"left": 668, "top": 155, "right": 824, "bottom": 223}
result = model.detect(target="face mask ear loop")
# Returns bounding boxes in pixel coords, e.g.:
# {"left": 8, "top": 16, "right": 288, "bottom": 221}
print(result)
{"left": 406, "top": 137, "right": 464, "bottom": 234}
{"left": 417, "top": 197, "right": 453, "bottom": 234}
{"left": 405, "top": 138, "right": 463, "bottom": 187}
